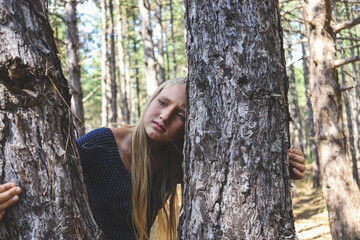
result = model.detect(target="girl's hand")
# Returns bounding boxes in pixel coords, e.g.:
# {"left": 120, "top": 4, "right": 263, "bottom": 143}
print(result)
{"left": 288, "top": 147, "right": 306, "bottom": 180}
{"left": 0, "top": 182, "right": 22, "bottom": 220}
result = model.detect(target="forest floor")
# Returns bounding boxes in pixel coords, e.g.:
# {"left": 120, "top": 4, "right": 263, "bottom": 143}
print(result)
{"left": 292, "top": 164, "right": 331, "bottom": 240}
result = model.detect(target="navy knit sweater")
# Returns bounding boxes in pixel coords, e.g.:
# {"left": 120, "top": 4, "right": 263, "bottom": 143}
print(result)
{"left": 76, "top": 127, "right": 161, "bottom": 240}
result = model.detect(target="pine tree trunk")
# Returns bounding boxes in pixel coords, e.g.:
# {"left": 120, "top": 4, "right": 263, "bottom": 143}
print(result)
{"left": 287, "top": 45, "right": 304, "bottom": 150}
{"left": 155, "top": 0, "right": 165, "bottom": 84}
{"left": 101, "top": 0, "right": 109, "bottom": 125}
{"left": 344, "top": 1, "right": 360, "bottom": 185}
{"left": 107, "top": 0, "right": 117, "bottom": 124}
{"left": 179, "top": 1, "right": 295, "bottom": 239}
{"left": 169, "top": 0, "right": 177, "bottom": 78}
{"left": 301, "top": 40, "right": 321, "bottom": 188}
{"left": 341, "top": 69, "right": 359, "bottom": 187}
{"left": 65, "top": 0, "right": 85, "bottom": 137}
{"left": 0, "top": 0, "right": 102, "bottom": 238}
{"left": 304, "top": 0, "right": 360, "bottom": 238}
{"left": 124, "top": 2, "right": 132, "bottom": 124}
{"left": 115, "top": 0, "right": 125, "bottom": 123}
{"left": 139, "top": 0, "right": 158, "bottom": 96}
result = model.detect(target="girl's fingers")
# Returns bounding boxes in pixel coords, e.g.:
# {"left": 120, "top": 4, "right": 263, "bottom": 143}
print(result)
{"left": 0, "top": 187, "right": 21, "bottom": 206}
{"left": 0, "top": 195, "right": 19, "bottom": 212}
{"left": 0, "top": 183, "right": 16, "bottom": 193}
{"left": 291, "top": 167, "right": 304, "bottom": 180}
{"left": 289, "top": 159, "right": 306, "bottom": 173}
{"left": 288, "top": 151, "right": 305, "bottom": 164}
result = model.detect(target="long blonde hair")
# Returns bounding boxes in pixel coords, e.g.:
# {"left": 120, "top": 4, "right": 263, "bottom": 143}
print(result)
{"left": 131, "top": 78, "right": 186, "bottom": 240}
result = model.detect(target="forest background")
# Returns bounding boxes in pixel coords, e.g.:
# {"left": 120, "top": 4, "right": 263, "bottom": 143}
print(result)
{"left": 49, "top": 0, "right": 359, "bottom": 239}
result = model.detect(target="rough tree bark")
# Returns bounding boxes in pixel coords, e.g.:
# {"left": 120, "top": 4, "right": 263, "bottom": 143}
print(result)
{"left": 139, "top": 0, "right": 158, "bottom": 96}
{"left": 0, "top": 0, "right": 102, "bottom": 238}
{"left": 304, "top": 0, "right": 360, "bottom": 239}
{"left": 65, "top": 0, "right": 85, "bottom": 137}
{"left": 179, "top": 1, "right": 296, "bottom": 239}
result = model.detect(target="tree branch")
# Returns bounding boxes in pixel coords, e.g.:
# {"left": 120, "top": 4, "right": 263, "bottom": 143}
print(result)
{"left": 82, "top": 84, "right": 101, "bottom": 103}
{"left": 335, "top": 55, "right": 360, "bottom": 67}
{"left": 334, "top": 16, "right": 360, "bottom": 33}
{"left": 337, "top": 36, "right": 360, "bottom": 42}
{"left": 339, "top": 85, "right": 354, "bottom": 92}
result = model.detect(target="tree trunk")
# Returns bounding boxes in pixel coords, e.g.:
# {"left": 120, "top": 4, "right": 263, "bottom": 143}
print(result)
{"left": 169, "top": 0, "right": 177, "bottom": 78}
{"left": 340, "top": 69, "right": 359, "bottom": 187}
{"left": 65, "top": 0, "right": 85, "bottom": 137}
{"left": 304, "top": 0, "right": 360, "bottom": 239}
{"left": 116, "top": 0, "right": 130, "bottom": 124}
{"left": 179, "top": 1, "right": 295, "bottom": 239}
{"left": 107, "top": 0, "right": 117, "bottom": 124}
{"left": 130, "top": 5, "right": 141, "bottom": 120}
{"left": 301, "top": 38, "right": 320, "bottom": 188}
{"left": 344, "top": 1, "right": 360, "bottom": 185}
{"left": 0, "top": 0, "right": 102, "bottom": 238}
{"left": 101, "top": 0, "right": 109, "bottom": 125}
{"left": 115, "top": 0, "right": 125, "bottom": 123}
{"left": 155, "top": 0, "right": 165, "bottom": 84}
{"left": 139, "top": 0, "right": 158, "bottom": 96}
{"left": 287, "top": 44, "right": 304, "bottom": 150}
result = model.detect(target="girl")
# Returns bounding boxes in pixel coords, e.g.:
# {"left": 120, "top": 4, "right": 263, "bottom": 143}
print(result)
{"left": 0, "top": 78, "right": 306, "bottom": 239}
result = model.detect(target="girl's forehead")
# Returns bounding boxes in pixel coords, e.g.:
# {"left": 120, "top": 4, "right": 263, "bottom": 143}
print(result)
{"left": 159, "top": 84, "right": 186, "bottom": 109}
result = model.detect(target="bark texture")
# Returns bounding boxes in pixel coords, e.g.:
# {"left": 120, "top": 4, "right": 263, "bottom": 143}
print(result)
{"left": 0, "top": 0, "right": 102, "bottom": 238}
{"left": 179, "top": 1, "right": 295, "bottom": 239}
{"left": 304, "top": 0, "right": 360, "bottom": 239}
{"left": 65, "top": 0, "right": 85, "bottom": 137}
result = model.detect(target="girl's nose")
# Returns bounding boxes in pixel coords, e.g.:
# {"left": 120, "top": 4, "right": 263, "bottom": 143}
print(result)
{"left": 160, "top": 108, "right": 172, "bottom": 122}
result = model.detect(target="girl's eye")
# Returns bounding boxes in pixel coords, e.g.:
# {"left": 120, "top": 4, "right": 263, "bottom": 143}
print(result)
{"left": 177, "top": 113, "right": 185, "bottom": 121}
{"left": 158, "top": 100, "right": 166, "bottom": 106}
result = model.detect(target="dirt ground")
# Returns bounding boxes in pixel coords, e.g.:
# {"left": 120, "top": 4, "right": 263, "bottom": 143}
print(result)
{"left": 292, "top": 164, "right": 332, "bottom": 240}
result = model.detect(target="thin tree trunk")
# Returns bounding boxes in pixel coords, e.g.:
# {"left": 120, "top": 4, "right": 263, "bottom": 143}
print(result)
{"left": 139, "top": 0, "right": 158, "bottom": 96}
{"left": 155, "top": 0, "right": 166, "bottom": 84}
{"left": 101, "top": 0, "right": 109, "bottom": 125}
{"left": 131, "top": 5, "right": 141, "bottom": 119}
{"left": 304, "top": 0, "right": 360, "bottom": 238}
{"left": 124, "top": 2, "right": 132, "bottom": 124}
{"left": 169, "top": 0, "right": 177, "bottom": 78}
{"left": 116, "top": 0, "right": 130, "bottom": 124}
{"left": 0, "top": 0, "right": 102, "bottom": 238}
{"left": 107, "top": 0, "right": 117, "bottom": 124}
{"left": 179, "top": 1, "right": 295, "bottom": 239}
{"left": 345, "top": 1, "right": 360, "bottom": 184}
{"left": 65, "top": 0, "right": 85, "bottom": 137}
{"left": 287, "top": 44, "right": 304, "bottom": 150}
{"left": 301, "top": 40, "right": 320, "bottom": 188}
{"left": 340, "top": 69, "right": 359, "bottom": 187}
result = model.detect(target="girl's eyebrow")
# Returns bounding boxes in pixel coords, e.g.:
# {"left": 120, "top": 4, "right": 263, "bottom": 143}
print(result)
{"left": 159, "top": 96, "right": 186, "bottom": 112}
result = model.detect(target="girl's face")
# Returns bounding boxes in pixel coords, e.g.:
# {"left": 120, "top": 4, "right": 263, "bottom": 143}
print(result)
{"left": 144, "top": 84, "right": 186, "bottom": 145}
